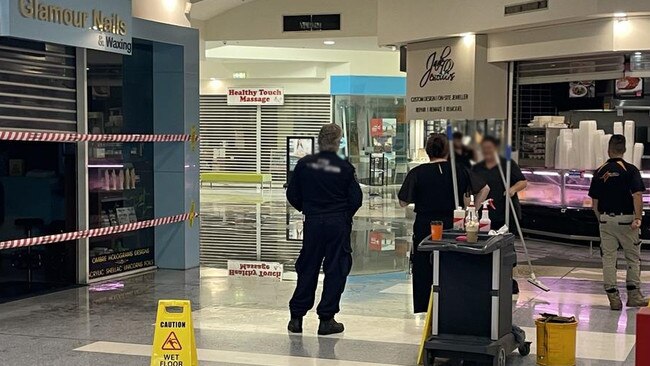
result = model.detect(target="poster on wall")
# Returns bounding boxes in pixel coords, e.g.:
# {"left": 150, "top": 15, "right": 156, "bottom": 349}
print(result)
{"left": 615, "top": 77, "right": 644, "bottom": 99}
{"left": 227, "top": 88, "right": 284, "bottom": 105}
{"left": 370, "top": 118, "right": 383, "bottom": 137}
{"left": 569, "top": 81, "right": 595, "bottom": 98}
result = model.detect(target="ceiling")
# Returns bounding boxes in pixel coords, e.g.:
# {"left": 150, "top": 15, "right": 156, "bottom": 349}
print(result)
{"left": 190, "top": 0, "right": 256, "bottom": 21}
{"left": 206, "top": 36, "right": 393, "bottom": 52}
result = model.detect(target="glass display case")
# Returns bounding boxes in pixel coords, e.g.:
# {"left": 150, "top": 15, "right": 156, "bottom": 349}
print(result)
{"left": 86, "top": 41, "right": 155, "bottom": 280}
{"left": 519, "top": 167, "right": 650, "bottom": 239}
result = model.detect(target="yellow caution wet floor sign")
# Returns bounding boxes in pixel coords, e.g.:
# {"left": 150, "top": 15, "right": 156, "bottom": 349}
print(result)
{"left": 151, "top": 300, "right": 198, "bottom": 366}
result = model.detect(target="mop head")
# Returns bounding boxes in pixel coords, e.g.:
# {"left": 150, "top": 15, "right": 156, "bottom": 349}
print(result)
{"left": 527, "top": 276, "right": 550, "bottom": 292}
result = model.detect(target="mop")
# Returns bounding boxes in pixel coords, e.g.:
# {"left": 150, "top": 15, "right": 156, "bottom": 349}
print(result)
{"left": 495, "top": 153, "right": 550, "bottom": 292}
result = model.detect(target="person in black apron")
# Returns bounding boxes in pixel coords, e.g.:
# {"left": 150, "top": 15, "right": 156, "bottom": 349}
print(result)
{"left": 398, "top": 134, "right": 489, "bottom": 313}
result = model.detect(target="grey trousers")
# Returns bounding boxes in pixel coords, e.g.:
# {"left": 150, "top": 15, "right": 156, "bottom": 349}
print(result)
{"left": 599, "top": 214, "right": 642, "bottom": 291}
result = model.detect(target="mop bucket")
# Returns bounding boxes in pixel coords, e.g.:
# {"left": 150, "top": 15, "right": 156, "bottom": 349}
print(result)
{"left": 536, "top": 314, "right": 577, "bottom": 366}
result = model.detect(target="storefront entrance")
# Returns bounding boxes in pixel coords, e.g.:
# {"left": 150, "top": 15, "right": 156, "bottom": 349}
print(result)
{"left": 0, "top": 142, "right": 77, "bottom": 302}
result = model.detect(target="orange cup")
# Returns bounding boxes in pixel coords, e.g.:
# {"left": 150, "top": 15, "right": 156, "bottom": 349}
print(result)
{"left": 430, "top": 221, "right": 443, "bottom": 241}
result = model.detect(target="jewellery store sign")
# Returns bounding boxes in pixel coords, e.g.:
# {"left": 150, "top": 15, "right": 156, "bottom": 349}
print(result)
{"left": 406, "top": 35, "right": 507, "bottom": 121}
{"left": 0, "top": 0, "right": 133, "bottom": 55}
{"left": 407, "top": 37, "right": 475, "bottom": 120}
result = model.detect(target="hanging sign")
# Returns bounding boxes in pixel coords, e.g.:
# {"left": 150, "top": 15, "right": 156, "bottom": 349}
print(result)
{"left": 0, "top": 0, "right": 133, "bottom": 55}
{"left": 150, "top": 300, "right": 198, "bottom": 366}
{"left": 227, "top": 88, "right": 284, "bottom": 105}
{"left": 227, "top": 260, "right": 284, "bottom": 280}
{"left": 406, "top": 35, "right": 507, "bottom": 121}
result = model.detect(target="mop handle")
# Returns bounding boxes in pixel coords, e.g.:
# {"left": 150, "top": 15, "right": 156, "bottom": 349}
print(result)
{"left": 495, "top": 153, "right": 535, "bottom": 272}
{"left": 447, "top": 124, "right": 460, "bottom": 208}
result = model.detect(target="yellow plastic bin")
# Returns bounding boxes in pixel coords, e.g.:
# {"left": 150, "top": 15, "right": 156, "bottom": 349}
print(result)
{"left": 536, "top": 316, "right": 578, "bottom": 366}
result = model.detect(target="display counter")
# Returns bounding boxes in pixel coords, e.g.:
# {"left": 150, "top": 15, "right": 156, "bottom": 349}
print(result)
{"left": 519, "top": 168, "right": 650, "bottom": 241}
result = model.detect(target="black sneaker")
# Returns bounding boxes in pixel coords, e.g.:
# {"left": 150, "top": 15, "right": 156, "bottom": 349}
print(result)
{"left": 288, "top": 317, "right": 303, "bottom": 333}
{"left": 318, "top": 319, "right": 344, "bottom": 335}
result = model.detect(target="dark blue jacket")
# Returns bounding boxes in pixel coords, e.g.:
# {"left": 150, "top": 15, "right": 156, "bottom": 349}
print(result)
{"left": 286, "top": 151, "right": 362, "bottom": 220}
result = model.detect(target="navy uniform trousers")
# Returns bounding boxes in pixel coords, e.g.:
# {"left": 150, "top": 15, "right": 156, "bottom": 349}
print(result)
{"left": 289, "top": 213, "right": 353, "bottom": 320}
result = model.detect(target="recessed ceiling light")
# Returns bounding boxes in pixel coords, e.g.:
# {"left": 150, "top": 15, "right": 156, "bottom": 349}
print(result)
{"left": 635, "top": 52, "right": 642, "bottom": 55}
{"left": 614, "top": 12, "right": 627, "bottom": 18}
{"left": 323, "top": 40, "right": 336, "bottom": 46}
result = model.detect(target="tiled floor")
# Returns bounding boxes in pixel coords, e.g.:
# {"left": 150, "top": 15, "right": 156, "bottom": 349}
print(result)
{"left": 0, "top": 186, "right": 648, "bottom": 365}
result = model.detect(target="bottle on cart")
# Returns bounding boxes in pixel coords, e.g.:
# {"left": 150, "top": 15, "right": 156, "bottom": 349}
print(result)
{"left": 479, "top": 200, "right": 492, "bottom": 232}
{"left": 465, "top": 195, "right": 479, "bottom": 243}
{"left": 453, "top": 206, "right": 465, "bottom": 231}
{"left": 465, "top": 195, "right": 478, "bottom": 226}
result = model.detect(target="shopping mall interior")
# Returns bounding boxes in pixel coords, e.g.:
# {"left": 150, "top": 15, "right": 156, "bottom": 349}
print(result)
{"left": 1, "top": 0, "right": 650, "bottom": 365}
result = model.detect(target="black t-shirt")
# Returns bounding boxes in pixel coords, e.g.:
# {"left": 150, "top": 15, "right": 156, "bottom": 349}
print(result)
{"left": 398, "top": 162, "right": 485, "bottom": 216}
{"left": 472, "top": 158, "right": 526, "bottom": 224}
{"left": 588, "top": 158, "right": 646, "bottom": 214}
{"left": 455, "top": 147, "right": 474, "bottom": 170}
{"left": 286, "top": 151, "right": 363, "bottom": 218}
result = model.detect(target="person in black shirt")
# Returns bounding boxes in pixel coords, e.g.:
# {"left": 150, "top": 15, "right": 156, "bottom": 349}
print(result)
{"left": 588, "top": 134, "right": 648, "bottom": 310}
{"left": 398, "top": 134, "right": 489, "bottom": 313}
{"left": 452, "top": 131, "right": 475, "bottom": 170}
{"left": 473, "top": 136, "right": 527, "bottom": 295}
{"left": 472, "top": 136, "right": 528, "bottom": 231}
{"left": 286, "top": 124, "right": 363, "bottom": 335}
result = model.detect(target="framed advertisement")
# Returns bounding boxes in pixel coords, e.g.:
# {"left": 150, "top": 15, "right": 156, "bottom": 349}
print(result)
{"left": 286, "top": 136, "right": 314, "bottom": 184}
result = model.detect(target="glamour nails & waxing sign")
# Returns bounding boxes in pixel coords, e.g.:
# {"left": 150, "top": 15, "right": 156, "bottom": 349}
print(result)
{"left": 0, "top": 0, "right": 133, "bottom": 55}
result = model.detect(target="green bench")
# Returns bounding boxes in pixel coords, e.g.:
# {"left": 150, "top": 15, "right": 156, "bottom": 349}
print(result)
{"left": 200, "top": 172, "right": 273, "bottom": 191}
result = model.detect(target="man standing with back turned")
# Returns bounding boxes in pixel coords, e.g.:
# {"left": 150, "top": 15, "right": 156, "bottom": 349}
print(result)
{"left": 286, "top": 124, "right": 363, "bottom": 335}
{"left": 589, "top": 135, "right": 649, "bottom": 310}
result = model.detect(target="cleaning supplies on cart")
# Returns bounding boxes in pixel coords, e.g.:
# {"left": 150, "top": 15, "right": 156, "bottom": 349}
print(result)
{"left": 479, "top": 199, "right": 494, "bottom": 233}
{"left": 465, "top": 195, "right": 479, "bottom": 243}
{"left": 453, "top": 206, "right": 465, "bottom": 231}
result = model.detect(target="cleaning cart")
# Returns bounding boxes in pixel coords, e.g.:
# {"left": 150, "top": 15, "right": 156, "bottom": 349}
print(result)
{"left": 418, "top": 231, "right": 530, "bottom": 366}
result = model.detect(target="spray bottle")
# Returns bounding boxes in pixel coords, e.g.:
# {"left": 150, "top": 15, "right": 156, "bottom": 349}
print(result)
{"left": 479, "top": 199, "right": 494, "bottom": 232}
{"left": 465, "top": 195, "right": 478, "bottom": 227}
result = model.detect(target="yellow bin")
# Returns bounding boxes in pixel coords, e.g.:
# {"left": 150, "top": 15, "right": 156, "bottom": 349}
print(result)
{"left": 535, "top": 318, "right": 578, "bottom": 366}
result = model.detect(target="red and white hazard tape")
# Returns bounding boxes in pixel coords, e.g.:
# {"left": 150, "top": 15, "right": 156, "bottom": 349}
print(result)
{"left": 0, "top": 131, "right": 198, "bottom": 143}
{"left": 0, "top": 212, "right": 199, "bottom": 250}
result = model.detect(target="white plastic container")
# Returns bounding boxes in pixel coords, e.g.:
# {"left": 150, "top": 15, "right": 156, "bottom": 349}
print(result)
{"left": 453, "top": 207, "right": 465, "bottom": 231}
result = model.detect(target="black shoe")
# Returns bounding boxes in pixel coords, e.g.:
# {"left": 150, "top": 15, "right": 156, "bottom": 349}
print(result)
{"left": 512, "top": 279, "right": 520, "bottom": 295}
{"left": 318, "top": 318, "right": 344, "bottom": 335}
{"left": 288, "top": 317, "right": 303, "bottom": 333}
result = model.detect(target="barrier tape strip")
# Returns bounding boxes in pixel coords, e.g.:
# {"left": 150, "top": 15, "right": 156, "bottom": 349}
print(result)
{"left": 0, "top": 131, "right": 199, "bottom": 143}
{"left": 0, "top": 212, "right": 199, "bottom": 250}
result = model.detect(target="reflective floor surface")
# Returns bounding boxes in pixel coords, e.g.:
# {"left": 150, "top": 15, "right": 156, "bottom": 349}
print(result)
{"left": 0, "top": 186, "right": 647, "bottom": 365}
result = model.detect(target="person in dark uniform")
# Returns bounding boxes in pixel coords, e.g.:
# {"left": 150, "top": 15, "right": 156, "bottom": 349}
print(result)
{"left": 398, "top": 134, "right": 489, "bottom": 313}
{"left": 473, "top": 136, "right": 527, "bottom": 294}
{"left": 286, "top": 124, "right": 363, "bottom": 335}
{"left": 472, "top": 136, "right": 528, "bottom": 232}
{"left": 588, "top": 134, "right": 648, "bottom": 310}
{"left": 452, "top": 131, "right": 475, "bottom": 170}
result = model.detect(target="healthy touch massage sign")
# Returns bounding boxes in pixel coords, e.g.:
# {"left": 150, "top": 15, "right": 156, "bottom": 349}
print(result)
{"left": 18, "top": 0, "right": 127, "bottom": 35}
{"left": 1, "top": 0, "right": 133, "bottom": 55}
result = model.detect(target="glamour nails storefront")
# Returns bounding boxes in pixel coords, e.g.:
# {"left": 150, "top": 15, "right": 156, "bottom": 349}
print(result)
{"left": 0, "top": 0, "right": 199, "bottom": 301}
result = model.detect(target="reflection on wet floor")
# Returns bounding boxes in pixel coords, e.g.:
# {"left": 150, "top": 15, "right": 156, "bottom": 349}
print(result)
{"left": 200, "top": 186, "right": 650, "bottom": 276}
{"left": 200, "top": 186, "right": 411, "bottom": 274}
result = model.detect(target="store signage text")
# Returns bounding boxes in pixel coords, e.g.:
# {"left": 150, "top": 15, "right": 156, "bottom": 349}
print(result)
{"left": 227, "top": 88, "right": 284, "bottom": 105}
{"left": 1, "top": 0, "right": 133, "bottom": 55}
{"left": 227, "top": 260, "right": 283, "bottom": 280}
{"left": 419, "top": 46, "right": 456, "bottom": 87}
{"left": 18, "top": 0, "right": 127, "bottom": 35}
